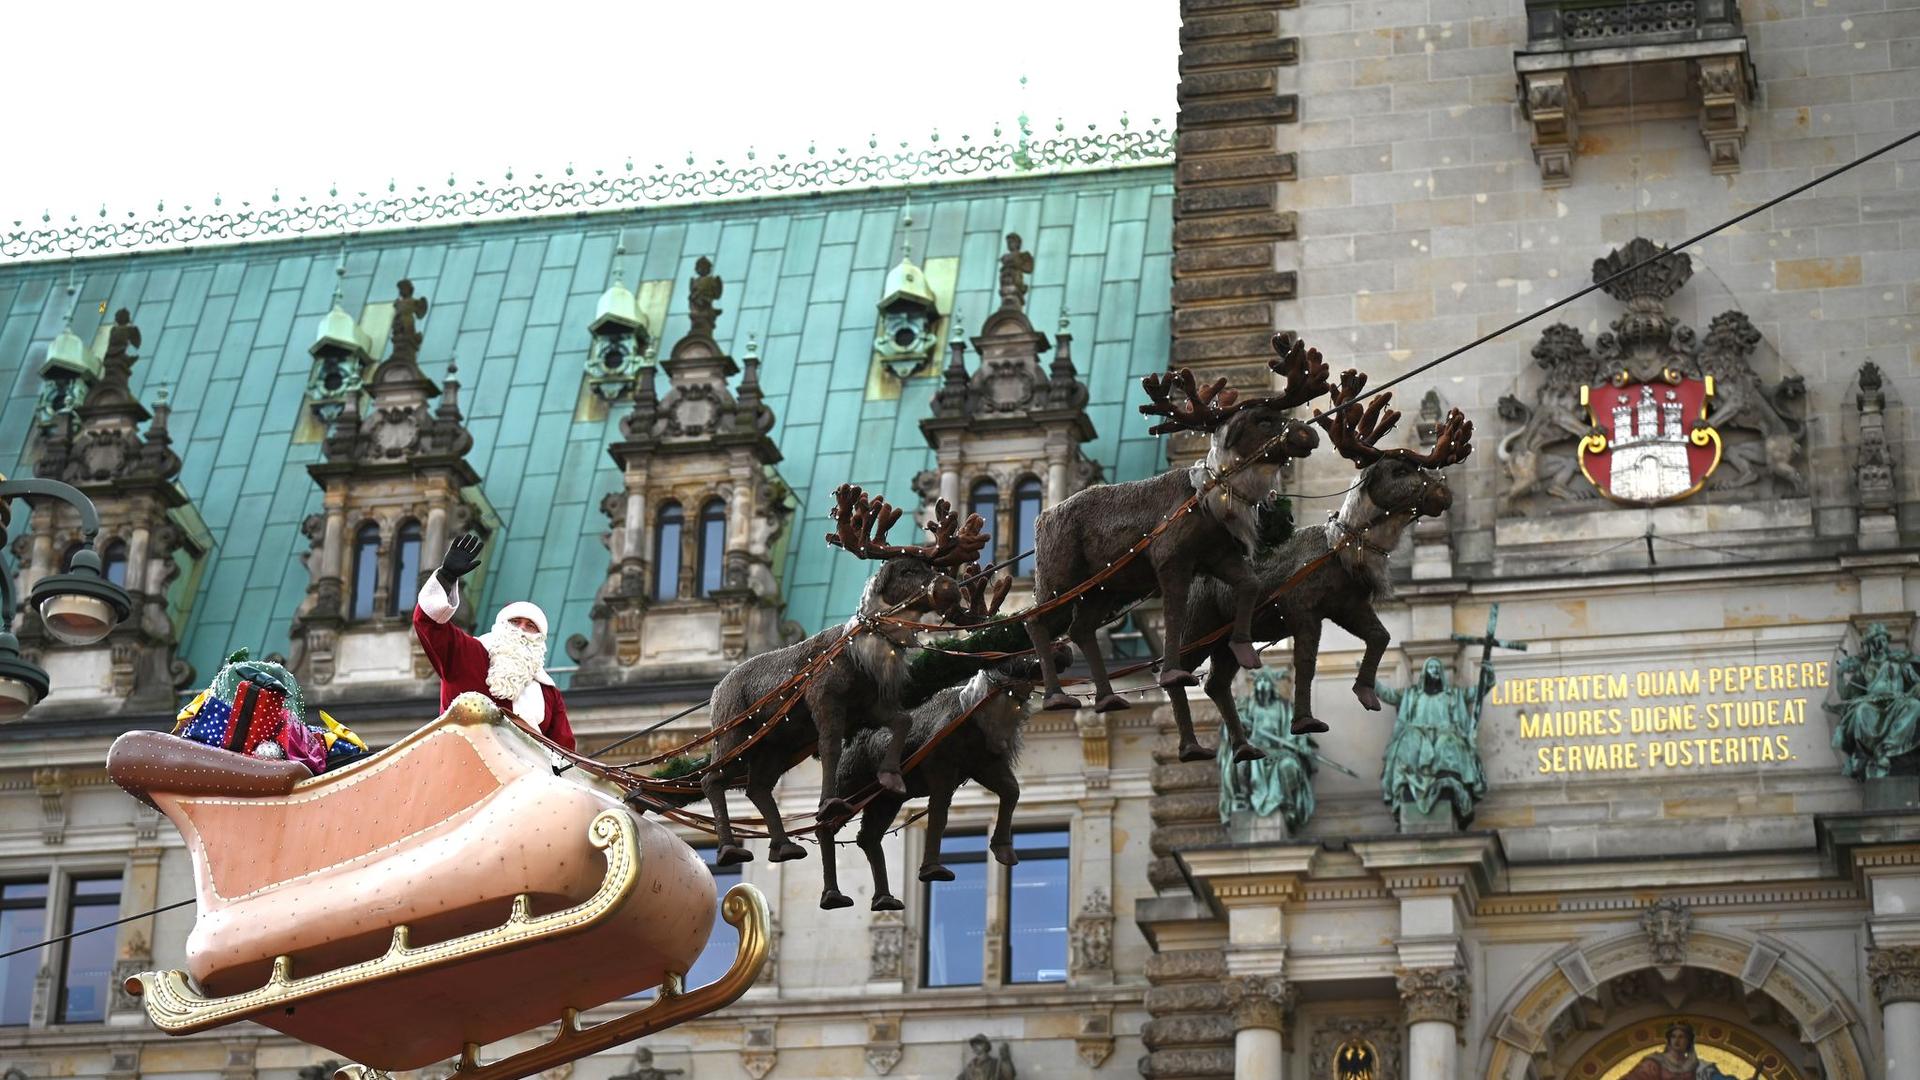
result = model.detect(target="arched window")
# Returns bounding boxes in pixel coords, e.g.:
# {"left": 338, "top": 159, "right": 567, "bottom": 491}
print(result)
{"left": 697, "top": 498, "right": 727, "bottom": 597}
{"left": 388, "top": 521, "right": 422, "bottom": 615}
{"left": 654, "top": 503, "right": 684, "bottom": 602}
{"left": 350, "top": 523, "right": 381, "bottom": 620}
{"left": 101, "top": 540, "right": 129, "bottom": 589}
{"left": 1013, "top": 476, "right": 1043, "bottom": 577}
{"left": 969, "top": 479, "right": 999, "bottom": 568}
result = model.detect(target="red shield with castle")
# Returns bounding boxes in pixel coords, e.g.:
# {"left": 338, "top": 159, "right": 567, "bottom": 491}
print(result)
{"left": 1577, "top": 374, "right": 1721, "bottom": 505}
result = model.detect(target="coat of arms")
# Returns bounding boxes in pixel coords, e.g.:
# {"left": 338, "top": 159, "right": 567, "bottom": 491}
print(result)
{"left": 1496, "top": 237, "right": 1805, "bottom": 514}
{"left": 1578, "top": 371, "right": 1719, "bottom": 504}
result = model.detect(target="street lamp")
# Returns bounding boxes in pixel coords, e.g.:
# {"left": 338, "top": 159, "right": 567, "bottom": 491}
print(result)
{"left": 0, "top": 477, "right": 135, "bottom": 720}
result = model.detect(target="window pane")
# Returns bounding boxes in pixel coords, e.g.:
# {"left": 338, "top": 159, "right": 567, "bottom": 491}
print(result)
{"left": 102, "top": 543, "right": 128, "bottom": 588}
{"left": 0, "top": 884, "right": 46, "bottom": 1026}
{"left": 58, "top": 876, "right": 120, "bottom": 1023}
{"left": 1007, "top": 852, "right": 1070, "bottom": 984}
{"left": 351, "top": 526, "right": 380, "bottom": 619}
{"left": 969, "top": 482, "right": 998, "bottom": 568}
{"left": 698, "top": 502, "right": 726, "bottom": 598}
{"left": 655, "top": 507, "right": 683, "bottom": 602}
{"left": 924, "top": 860, "right": 988, "bottom": 988}
{"left": 390, "top": 525, "right": 422, "bottom": 615}
{"left": 1013, "top": 479, "right": 1042, "bottom": 577}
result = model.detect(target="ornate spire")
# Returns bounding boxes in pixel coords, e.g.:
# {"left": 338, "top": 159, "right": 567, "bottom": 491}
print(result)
{"left": 1048, "top": 312, "right": 1088, "bottom": 410}
{"left": 733, "top": 334, "right": 774, "bottom": 435}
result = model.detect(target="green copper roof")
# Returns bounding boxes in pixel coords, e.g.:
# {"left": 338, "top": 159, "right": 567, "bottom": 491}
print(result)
{"left": 0, "top": 166, "right": 1173, "bottom": 687}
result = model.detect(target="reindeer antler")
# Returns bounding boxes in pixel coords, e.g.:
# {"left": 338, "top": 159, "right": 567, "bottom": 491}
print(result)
{"left": 1386, "top": 408, "right": 1475, "bottom": 468}
{"left": 1268, "top": 332, "right": 1334, "bottom": 409}
{"left": 824, "top": 484, "right": 991, "bottom": 567}
{"left": 1139, "top": 368, "right": 1243, "bottom": 435}
{"left": 1314, "top": 369, "right": 1404, "bottom": 466}
{"left": 948, "top": 563, "right": 1014, "bottom": 627}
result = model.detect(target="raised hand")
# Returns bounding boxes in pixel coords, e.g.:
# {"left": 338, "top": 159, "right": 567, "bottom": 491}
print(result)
{"left": 436, "top": 533, "right": 485, "bottom": 587}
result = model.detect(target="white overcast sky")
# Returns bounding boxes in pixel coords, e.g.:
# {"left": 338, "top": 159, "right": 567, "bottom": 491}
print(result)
{"left": 1, "top": 1, "right": 1178, "bottom": 227}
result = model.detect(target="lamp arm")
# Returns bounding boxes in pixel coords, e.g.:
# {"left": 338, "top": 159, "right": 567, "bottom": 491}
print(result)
{"left": 0, "top": 478, "right": 102, "bottom": 542}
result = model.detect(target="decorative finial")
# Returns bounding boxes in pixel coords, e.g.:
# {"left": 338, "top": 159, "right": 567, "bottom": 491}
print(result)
{"left": 331, "top": 243, "right": 348, "bottom": 308}
{"left": 743, "top": 332, "right": 760, "bottom": 362}
{"left": 612, "top": 241, "right": 628, "bottom": 289}
{"left": 899, "top": 199, "right": 914, "bottom": 261}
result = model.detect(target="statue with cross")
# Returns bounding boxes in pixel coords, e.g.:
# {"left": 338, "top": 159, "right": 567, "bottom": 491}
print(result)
{"left": 1376, "top": 605, "right": 1526, "bottom": 827}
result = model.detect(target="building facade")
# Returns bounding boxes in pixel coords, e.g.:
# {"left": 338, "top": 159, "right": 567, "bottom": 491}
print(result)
{"left": 0, "top": 1, "right": 1916, "bottom": 1079}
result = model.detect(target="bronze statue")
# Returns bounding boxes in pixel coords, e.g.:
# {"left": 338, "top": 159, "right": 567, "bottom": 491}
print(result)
{"left": 688, "top": 256, "right": 724, "bottom": 336}
{"left": 998, "top": 234, "right": 1033, "bottom": 311}
{"left": 1829, "top": 622, "right": 1920, "bottom": 778}
{"left": 389, "top": 280, "right": 429, "bottom": 364}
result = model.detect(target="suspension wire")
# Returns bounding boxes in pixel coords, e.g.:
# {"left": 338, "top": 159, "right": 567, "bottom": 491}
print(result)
{"left": 0, "top": 897, "right": 195, "bottom": 962}
{"left": 1355, "top": 126, "right": 1920, "bottom": 407}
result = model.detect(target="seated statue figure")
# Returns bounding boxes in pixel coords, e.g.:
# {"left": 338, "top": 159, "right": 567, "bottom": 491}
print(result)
{"left": 1828, "top": 622, "right": 1920, "bottom": 779}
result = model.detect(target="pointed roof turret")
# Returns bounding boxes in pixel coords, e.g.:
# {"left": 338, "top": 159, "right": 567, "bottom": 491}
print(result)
{"left": 310, "top": 253, "right": 372, "bottom": 362}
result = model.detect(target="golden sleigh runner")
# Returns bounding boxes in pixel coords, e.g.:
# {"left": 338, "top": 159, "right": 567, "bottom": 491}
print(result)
{"left": 105, "top": 692, "right": 768, "bottom": 1080}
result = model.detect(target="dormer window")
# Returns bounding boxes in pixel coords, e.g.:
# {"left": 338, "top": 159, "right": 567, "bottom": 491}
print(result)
{"left": 389, "top": 521, "right": 422, "bottom": 616}
{"left": 697, "top": 498, "right": 727, "bottom": 597}
{"left": 350, "top": 523, "right": 381, "bottom": 620}
{"left": 654, "top": 503, "right": 685, "bottom": 602}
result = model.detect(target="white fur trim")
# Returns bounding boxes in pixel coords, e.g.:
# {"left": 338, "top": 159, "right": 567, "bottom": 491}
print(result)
{"left": 495, "top": 601, "right": 548, "bottom": 635}
{"left": 419, "top": 575, "right": 458, "bottom": 624}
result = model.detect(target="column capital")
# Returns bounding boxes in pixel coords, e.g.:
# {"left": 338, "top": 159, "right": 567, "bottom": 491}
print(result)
{"left": 1397, "top": 965, "right": 1470, "bottom": 1028}
{"left": 1222, "top": 973, "right": 1296, "bottom": 1033}
{"left": 1869, "top": 945, "right": 1920, "bottom": 1005}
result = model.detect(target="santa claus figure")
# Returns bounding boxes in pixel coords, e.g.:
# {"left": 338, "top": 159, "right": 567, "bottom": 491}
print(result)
{"left": 414, "top": 533, "right": 576, "bottom": 751}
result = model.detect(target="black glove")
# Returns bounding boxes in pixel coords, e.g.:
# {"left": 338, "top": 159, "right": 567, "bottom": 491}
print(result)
{"left": 436, "top": 533, "right": 484, "bottom": 588}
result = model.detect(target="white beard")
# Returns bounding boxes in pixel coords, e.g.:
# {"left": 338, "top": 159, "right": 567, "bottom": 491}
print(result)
{"left": 481, "top": 627, "right": 547, "bottom": 703}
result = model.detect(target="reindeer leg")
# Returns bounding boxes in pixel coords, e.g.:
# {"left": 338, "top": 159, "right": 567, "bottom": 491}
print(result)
{"left": 976, "top": 762, "right": 1022, "bottom": 866}
{"left": 860, "top": 799, "right": 905, "bottom": 911}
{"left": 1205, "top": 655, "right": 1265, "bottom": 762}
{"left": 1290, "top": 619, "right": 1329, "bottom": 734}
{"left": 1334, "top": 604, "right": 1390, "bottom": 712}
{"left": 918, "top": 783, "right": 957, "bottom": 883}
{"left": 1165, "top": 682, "right": 1216, "bottom": 762}
{"left": 817, "top": 802, "right": 852, "bottom": 910}
{"left": 1027, "top": 610, "right": 1079, "bottom": 713}
{"left": 1073, "top": 603, "right": 1129, "bottom": 713}
{"left": 876, "top": 709, "right": 910, "bottom": 795}
{"left": 745, "top": 753, "right": 806, "bottom": 863}
{"left": 1216, "top": 557, "right": 1266, "bottom": 671}
{"left": 703, "top": 760, "right": 753, "bottom": 866}
{"left": 815, "top": 697, "right": 857, "bottom": 830}
{"left": 1157, "top": 569, "right": 1200, "bottom": 689}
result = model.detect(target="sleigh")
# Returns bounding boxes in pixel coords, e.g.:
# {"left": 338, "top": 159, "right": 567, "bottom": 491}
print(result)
{"left": 106, "top": 692, "right": 767, "bottom": 1080}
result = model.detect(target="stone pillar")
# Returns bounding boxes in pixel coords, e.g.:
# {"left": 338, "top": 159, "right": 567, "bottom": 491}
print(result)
{"left": 1398, "top": 967, "right": 1469, "bottom": 1080}
{"left": 939, "top": 466, "right": 961, "bottom": 507}
{"left": 1224, "top": 975, "right": 1293, "bottom": 1079}
{"left": 1870, "top": 946, "right": 1920, "bottom": 1080}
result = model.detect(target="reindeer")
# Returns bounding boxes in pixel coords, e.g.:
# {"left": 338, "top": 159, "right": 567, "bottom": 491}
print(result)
{"left": 1021, "top": 332, "right": 1332, "bottom": 763}
{"left": 818, "top": 658, "right": 1043, "bottom": 911}
{"left": 1164, "top": 371, "right": 1473, "bottom": 743}
{"left": 698, "top": 485, "right": 987, "bottom": 867}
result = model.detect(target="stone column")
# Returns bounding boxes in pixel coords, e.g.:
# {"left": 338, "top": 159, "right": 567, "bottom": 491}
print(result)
{"left": 1223, "top": 974, "right": 1293, "bottom": 1079}
{"left": 1870, "top": 946, "right": 1920, "bottom": 1080}
{"left": 1398, "top": 967, "right": 1468, "bottom": 1080}
{"left": 126, "top": 525, "right": 151, "bottom": 594}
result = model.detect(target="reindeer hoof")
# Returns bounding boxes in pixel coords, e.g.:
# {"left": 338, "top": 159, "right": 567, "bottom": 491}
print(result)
{"left": 770, "top": 841, "right": 808, "bottom": 862}
{"left": 878, "top": 770, "right": 906, "bottom": 794}
{"left": 1094, "top": 694, "right": 1131, "bottom": 713}
{"left": 1354, "top": 683, "right": 1381, "bottom": 711}
{"left": 1158, "top": 668, "right": 1199, "bottom": 689}
{"left": 1230, "top": 639, "right": 1264, "bottom": 669}
{"left": 918, "top": 864, "right": 956, "bottom": 883}
{"left": 872, "top": 894, "right": 905, "bottom": 912}
{"left": 715, "top": 843, "right": 754, "bottom": 866}
{"left": 1042, "top": 692, "right": 1081, "bottom": 712}
{"left": 1178, "top": 741, "right": 1218, "bottom": 762}
{"left": 820, "top": 889, "right": 854, "bottom": 911}
{"left": 992, "top": 844, "right": 1019, "bottom": 867}
{"left": 1291, "top": 717, "right": 1330, "bottom": 735}
{"left": 1233, "top": 742, "right": 1268, "bottom": 763}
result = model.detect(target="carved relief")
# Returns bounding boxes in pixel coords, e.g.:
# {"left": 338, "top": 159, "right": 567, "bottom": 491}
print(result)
{"left": 1309, "top": 1017, "right": 1402, "bottom": 1080}
{"left": 740, "top": 1023, "right": 777, "bottom": 1080}
{"left": 1077, "top": 1009, "right": 1115, "bottom": 1069}
{"left": 1222, "top": 974, "right": 1295, "bottom": 1032}
{"left": 1397, "top": 966, "right": 1470, "bottom": 1028}
{"left": 33, "top": 767, "right": 66, "bottom": 845}
{"left": 1642, "top": 897, "right": 1692, "bottom": 967}
{"left": 865, "top": 1015, "right": 903, "bottom": 1076}
{"left": 1070, "top": 888, "right": 1115, "bottom": 977}
{"left": 1496, "top": 239, "right": 1806, "bottom": 516}
{"left": 1868, "top": 946, "right": 1920, "bottom": 1005}
{"left": 1855, "top": 361, "right": 1896, "bottom": 512}
{"left": 870, "top": 909, "right": 906, "bottom": 981}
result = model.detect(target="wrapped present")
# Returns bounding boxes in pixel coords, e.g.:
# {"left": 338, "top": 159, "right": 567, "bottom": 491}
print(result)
{"left": 172, "top": 650, "right": 355, "bottom": 776}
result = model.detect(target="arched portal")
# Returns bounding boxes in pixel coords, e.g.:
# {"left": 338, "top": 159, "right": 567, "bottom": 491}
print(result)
{"left": 1571, "top": 1007, "right": 1803, "bottom": 1079}
{"left": 1480, "top": 928, "right": 1870, "bottom": 1080}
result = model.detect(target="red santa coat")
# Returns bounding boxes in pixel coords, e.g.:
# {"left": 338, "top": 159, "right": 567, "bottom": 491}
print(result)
{"left": 413, "top": 577, "right": 576, "bottom": 752}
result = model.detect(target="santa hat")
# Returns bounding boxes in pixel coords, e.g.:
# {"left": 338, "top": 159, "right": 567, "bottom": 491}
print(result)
{"left": 493, "top": 601, "right": 548, "bottom": 636}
